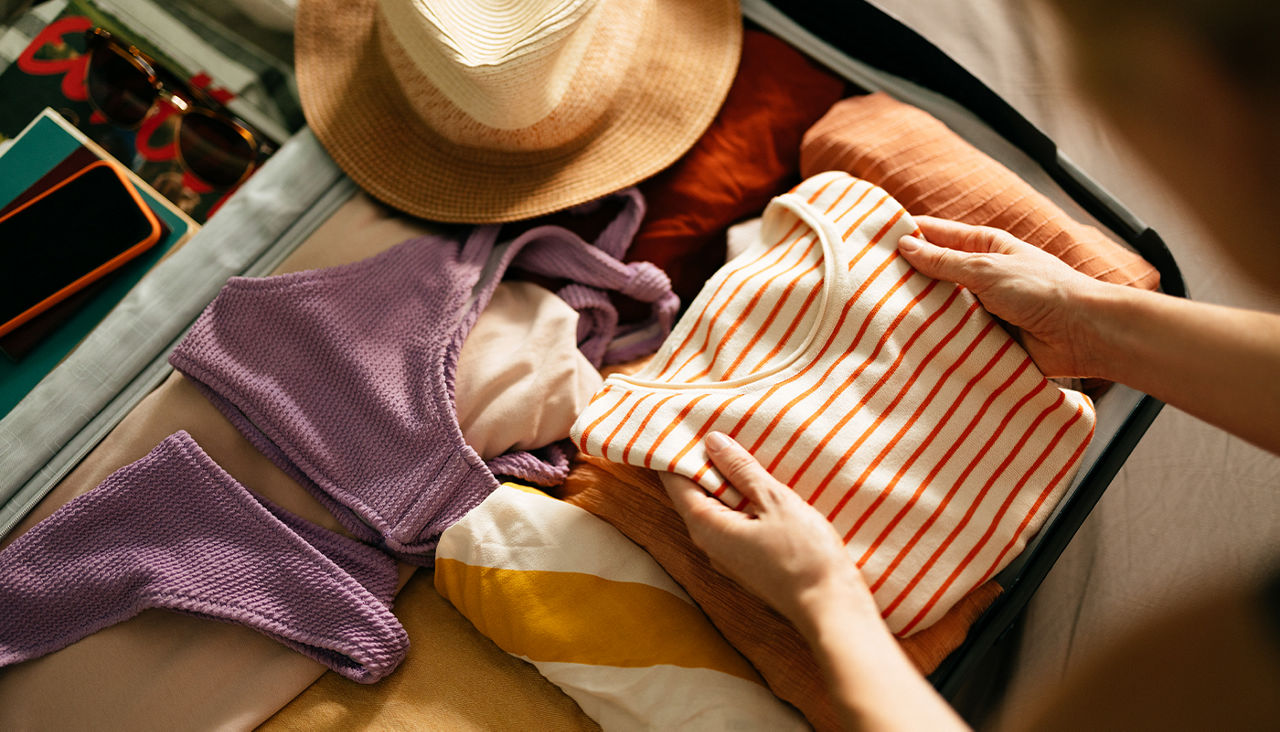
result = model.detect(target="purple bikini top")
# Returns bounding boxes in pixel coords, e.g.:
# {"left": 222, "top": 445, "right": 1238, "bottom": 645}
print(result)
{"left": 170, "top": 189, "right": 677, "bottom": 562}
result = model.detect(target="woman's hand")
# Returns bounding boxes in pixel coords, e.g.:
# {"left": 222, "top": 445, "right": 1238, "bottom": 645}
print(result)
{"left": 663, "top": 432, "right": 971, "bottom": 731}
{"left": 660, "top": 431, "right": 879, "bottom": 633}
{"left": 898, "top": 216, "right": 1113, "bottom": 378}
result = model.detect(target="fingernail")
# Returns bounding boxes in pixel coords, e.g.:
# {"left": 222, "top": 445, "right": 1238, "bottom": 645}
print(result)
{"left": 898, "top": 235, "right": 923, "bottom": 253}
{"left": 705, "top": 431, "right": 733, "bottom": 452}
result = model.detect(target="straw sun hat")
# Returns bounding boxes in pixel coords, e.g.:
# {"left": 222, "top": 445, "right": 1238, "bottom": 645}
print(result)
{"left": 296, "top": 0, "right": 742, "bottom": 223}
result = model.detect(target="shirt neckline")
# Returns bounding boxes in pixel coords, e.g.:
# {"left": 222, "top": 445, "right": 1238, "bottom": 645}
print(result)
{"left": 605, "top": 189, "right": 847, "bottom": 392}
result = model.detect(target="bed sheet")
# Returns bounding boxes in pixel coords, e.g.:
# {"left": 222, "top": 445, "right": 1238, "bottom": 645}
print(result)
{"left": 866, "top": 0, "right": 1280, "bottom": 726}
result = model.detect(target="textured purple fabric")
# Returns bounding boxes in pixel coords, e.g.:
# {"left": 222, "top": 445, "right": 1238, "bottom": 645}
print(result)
{"left": 0, "top": 432, "right": 407, "bottom": 683}
{"left": 486, "top": 442, "right": 573, "bottom": 488}
{"left": 535, "top": 188, "right": 680, "bottom": 365}
{"left": 169, "top": 195, "right": 676, "bottom": 563}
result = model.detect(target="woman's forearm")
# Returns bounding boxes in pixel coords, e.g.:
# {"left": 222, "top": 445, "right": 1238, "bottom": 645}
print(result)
{"left": 795, "top": 579, "right": 969, "bottom": 732}
{"left": 1084, "top": 285, "right": 1280, "bottom": 454}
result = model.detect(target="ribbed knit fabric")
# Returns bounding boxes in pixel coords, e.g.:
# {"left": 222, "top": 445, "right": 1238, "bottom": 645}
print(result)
{"left": 800, "top": 93, "right": 1160, "bottom": 290}
{"left": 0, "top": 432, "right": 407, "bottom": 683}
{"left": 572, "top": 172, "right": 1096, "bottom": 635}
{"left": 170, "top": 195, "right": 677, "bottom": 563}
{"left": 530, "top": 187, "right": 681, "bottom": 366}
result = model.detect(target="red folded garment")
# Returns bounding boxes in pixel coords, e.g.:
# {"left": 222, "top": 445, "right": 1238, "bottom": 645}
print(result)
{"left": 626, "top": 30, "right": 847, "bottom": 312}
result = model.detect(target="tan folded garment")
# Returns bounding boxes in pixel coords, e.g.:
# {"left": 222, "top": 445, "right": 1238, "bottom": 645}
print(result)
{"left": 559, "top": 454, "right": 1002, "bottom": 732}
{"left": 0, "top": 192, "right": 598, "bottom": 731}
{"left": 260, "top": 569, "right": 598, "bottom": 731}
{"left": 459, "top": 281, "right": 602, "bottom": 460}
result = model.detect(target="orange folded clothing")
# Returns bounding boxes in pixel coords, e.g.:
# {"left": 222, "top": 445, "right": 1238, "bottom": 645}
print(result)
{"left": 559, "top": 454, "right": 1002, "bottom": 732}
{"left": 800, "top": 92, "right": 1159, "bottom": 290}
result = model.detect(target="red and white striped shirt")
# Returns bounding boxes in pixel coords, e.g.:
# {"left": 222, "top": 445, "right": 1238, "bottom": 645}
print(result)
{"left": 571, "top": 171, "right": 1096, "bottom": 635}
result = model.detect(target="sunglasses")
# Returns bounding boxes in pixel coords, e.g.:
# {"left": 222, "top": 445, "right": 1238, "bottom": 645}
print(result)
{"left": 83, "top": 27, "right": 271, "bottom": 187}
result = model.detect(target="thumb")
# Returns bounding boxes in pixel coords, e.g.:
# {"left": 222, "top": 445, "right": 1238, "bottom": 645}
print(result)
{"left": 898, "top": 234, "right": 985, "bottom": 288}
{"left": 704, "top": 432, "right": 783, "bottom": 509}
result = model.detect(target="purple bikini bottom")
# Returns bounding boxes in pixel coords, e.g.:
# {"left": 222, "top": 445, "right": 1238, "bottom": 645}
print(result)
{"left": 0, "top": 432, "right": 408, "bottom": 683}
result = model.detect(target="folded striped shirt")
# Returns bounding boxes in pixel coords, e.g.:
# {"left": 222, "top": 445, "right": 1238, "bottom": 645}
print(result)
{"left": 571, "top": 171, "right": 1096, "bottom": 635}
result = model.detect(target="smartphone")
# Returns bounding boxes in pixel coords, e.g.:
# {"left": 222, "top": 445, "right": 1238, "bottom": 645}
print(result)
{"left": 0, "top": 160, "right": 163, "bottom": 338}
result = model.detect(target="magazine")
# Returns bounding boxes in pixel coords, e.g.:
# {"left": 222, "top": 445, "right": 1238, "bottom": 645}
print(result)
{"left": 0, "top": 108, "right": 196, "bottom": 414}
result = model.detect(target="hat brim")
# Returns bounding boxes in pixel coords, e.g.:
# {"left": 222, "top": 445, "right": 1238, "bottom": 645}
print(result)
{"left": 295, "top": 0, "right": 742, "bottom": 224}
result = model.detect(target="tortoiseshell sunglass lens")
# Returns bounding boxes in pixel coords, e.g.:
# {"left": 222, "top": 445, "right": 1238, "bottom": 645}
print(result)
{"left": 177, "top": 109, "right": 257, "bottom": 186}
{"left": 85, "top": 43, "right": 157, "bottom": 127}
{"left": 85, "top": 29, "right": 261, "bottom": 187}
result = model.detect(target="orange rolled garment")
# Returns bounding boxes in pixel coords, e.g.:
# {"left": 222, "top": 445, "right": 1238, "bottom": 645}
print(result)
{"left": 559, "top": 454, "right": 1002, "bottom": 732}
{"left": 800, "top": 92, "right": 1159, "bottom": 290}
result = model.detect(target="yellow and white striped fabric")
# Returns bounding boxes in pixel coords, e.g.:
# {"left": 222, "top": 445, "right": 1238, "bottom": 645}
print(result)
{"left": 435, "top": 483, "right": 807, "bottom": 731}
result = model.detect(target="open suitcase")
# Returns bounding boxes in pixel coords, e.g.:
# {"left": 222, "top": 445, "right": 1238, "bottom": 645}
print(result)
{"left": 754, "top": 0, "right": 1186, "bottom": 703}
{"left": 0, "top": 0, "right": 1185, "bottom": 724}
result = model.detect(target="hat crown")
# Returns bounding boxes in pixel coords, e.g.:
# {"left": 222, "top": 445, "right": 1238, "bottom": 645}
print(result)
{"left": 422, "top": 0, "right": 593, "bottom": 66}
{"left": 379, "top": 0, "right": 610, "bottom": 130}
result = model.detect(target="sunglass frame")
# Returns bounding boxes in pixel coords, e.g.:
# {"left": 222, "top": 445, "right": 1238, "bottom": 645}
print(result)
{"left": 84, "top": 27, "right": 264, "bottom": 188}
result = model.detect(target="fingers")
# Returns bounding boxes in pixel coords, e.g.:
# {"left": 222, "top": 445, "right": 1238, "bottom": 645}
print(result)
{"left": 660, "top": 472, "right": 735, "bottom": 525}
{"left": 662, "top": 432, "right": 787, "bottom": 531}
{"left": 704, "top": 431, "right": 782, "bottom": 508}
{"left": 899, "top": 218, "right": 1026, "bottom": 289}
{"left": 660, "top": 471, "right": 704, "bottom": 515}
{"left": 897, "top": 233, "right": 986, "bottom": 288}
{"left": 913, "top": 216, "right": 1021, "bottom": 254}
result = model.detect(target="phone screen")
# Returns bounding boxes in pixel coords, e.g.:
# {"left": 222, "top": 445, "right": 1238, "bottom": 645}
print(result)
{"left": 0, "top": 164, "right": 159, "bottom": 327}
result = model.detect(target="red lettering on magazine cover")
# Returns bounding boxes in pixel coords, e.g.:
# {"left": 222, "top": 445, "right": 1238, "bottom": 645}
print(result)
{"left": 19, "top": 16, "right": 239, "bottom": 198}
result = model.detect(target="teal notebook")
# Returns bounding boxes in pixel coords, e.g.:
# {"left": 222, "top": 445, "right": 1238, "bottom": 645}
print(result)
{"left": 0, "top": 109, "right": 196, "bottom": 418}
